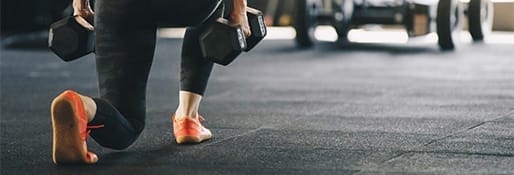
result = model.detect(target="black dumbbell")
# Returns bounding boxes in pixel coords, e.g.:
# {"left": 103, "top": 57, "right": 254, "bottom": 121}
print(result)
{"left": 199, "top": 7, "right": 267, "bottom": 66}
{"left": 244, "top": 7, "right": 267, "bottom": 51}
{"left": 49, "top": 16, "right": 94, "bottom": 62}
{"left": 199, "top": 18, "right": 247, "bottom": 66}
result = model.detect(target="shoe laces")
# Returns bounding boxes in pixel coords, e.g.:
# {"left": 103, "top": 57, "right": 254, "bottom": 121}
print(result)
{"left": 81, "top": 125, "right": 105, "bottom": 141}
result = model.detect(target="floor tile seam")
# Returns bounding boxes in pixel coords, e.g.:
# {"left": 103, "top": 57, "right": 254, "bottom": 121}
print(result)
{"left": 422, "top": 109, "right": 514, "bottom": 147}
{"left": 357, "top": 169, "right": 506, "bottom": 174}
{"left": 402, "top": 150, "right": 514, "bottom": 157}
{"left": 195, "top": 106, "right": 333, "bottom": 147}
{"left": 153, "top": 165, "right": 362, "bottom": 172}
{"left": 488, "top": 109, "right": 514, "bottom": 123}
{"left": 372, "top": 109, "right": 514, "bottom": 169}
{"left": 199, "top": 127, "right": 266, "bottom": 148}
{"left": 373, "top": 129, "right": 481, "bottom": 167}
{"left": 238, "top": 127, "right": 446, "bottom": 136}
{"left": 192, "top": 104, "right": 333, "bottom": 148}
{"left": 202, "top": 144, "right": 409, "bottom": 153}
{"left": 358, "top": 150, "right": 514, "bottom": 174}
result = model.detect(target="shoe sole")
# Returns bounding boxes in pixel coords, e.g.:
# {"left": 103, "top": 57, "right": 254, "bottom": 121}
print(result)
{"left": 176, "top": 134, "right": 212, "bottom": 144}
{"left": 51, "top": 94, "right": 87, "bottom": 164}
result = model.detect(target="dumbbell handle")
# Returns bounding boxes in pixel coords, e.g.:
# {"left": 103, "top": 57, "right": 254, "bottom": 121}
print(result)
{"left": 49, "top": 16, "right": 95, "bottom": 62}
{"left": 215, "top": 7, "right": 266, "bottom": 51}
{"left": 244, "top": 7, "right": 267, "bottom": 52}
{"left": 196, "top": 7, "right": 267, "bottom": 66}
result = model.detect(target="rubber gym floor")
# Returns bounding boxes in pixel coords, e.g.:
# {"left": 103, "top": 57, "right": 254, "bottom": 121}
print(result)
{"left": 1, "top": 32, "right": 514, "bottom": 174}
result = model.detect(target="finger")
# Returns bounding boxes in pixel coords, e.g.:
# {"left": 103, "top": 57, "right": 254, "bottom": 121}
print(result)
{"left": 244, "top": 29, "right": 251, "bottom": 37}
{"left": 74, "top": 16, "right": 94, "bottom": 30}
{"left": 86, "top": 15, "right": 94, "bottom": 25}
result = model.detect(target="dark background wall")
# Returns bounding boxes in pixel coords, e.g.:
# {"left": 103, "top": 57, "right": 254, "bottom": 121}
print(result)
{"left": 0, "top": 0, "right": 270, "bottom": 36}
{"left": 1, "top": 0, "right": 71, "bottom": 35}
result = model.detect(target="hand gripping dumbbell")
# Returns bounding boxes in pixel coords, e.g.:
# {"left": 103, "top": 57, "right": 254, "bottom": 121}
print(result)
{"left": 48, "top": 16, "right": 95, "bottom": 62}
{"left": 244, "top": 7, "right": 267, "bottom": 51}
{"left": 199, "top": 7, "right": 267, "bottom": 66}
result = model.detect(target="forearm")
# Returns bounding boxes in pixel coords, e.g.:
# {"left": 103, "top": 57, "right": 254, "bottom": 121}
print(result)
{"left": 231, "top": 0, "right": 247, "bottom": 15}
{"left": 230, "top": 0, "right": 251, "bottom": 36}
{"left": 73, "top": 0, "right": 91, "bottom": 10}
{"left": 72, "top": 0, "right": 94, "bottom": 28}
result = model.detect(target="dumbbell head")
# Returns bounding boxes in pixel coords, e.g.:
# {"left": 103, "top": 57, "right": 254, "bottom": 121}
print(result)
{"left": 244, "top": 7, "right": 267, "bottom": 52}
{"left": 199, "top": 18, "right": 247, "bottom": 66}
{"left": 49, "top": 16, "right": 95, "bottom": 62}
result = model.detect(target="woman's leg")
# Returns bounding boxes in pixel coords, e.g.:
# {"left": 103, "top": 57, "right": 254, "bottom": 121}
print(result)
{"left": 175, "top": 2, "right": 227, "bottom": 120}
{"left": 51, "top": 0, "right": 157, "bottom": 164}
{"left": 176, "top": 26, "right": 213, "bottom": 120}
{"left": 88, "top": 0, "right": 157, "bottom": 149}
{"left": 170, "top": 24, "right": 214, "bottom": 144}
{"left": 171, "top": 4, "right": 229, "bottom": 144}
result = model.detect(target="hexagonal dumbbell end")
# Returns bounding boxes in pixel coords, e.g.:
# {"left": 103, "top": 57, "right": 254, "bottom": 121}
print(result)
{"left": 244, "top": 7, "right": 267, "bottom": 52}
{"left": 199, "top": 18, "right": 247, "bottom": 66}
{"left": 48, "top": 16, "right": 95, "bottom": 62}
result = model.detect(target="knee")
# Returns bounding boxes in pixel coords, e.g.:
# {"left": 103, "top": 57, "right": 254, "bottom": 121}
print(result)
{"left": 91, "top": 125, "right": 144, "bottom": 150}
{"left": 105, "top": 141, "right": 135, "bottom": 150}
{"left": 96, "top": 131, "right": 142, "bottom": 150}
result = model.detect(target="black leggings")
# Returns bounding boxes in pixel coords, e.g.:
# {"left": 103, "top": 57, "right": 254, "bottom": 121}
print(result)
{"left": 87, "top": 0, "right": 226, "bottom": 149}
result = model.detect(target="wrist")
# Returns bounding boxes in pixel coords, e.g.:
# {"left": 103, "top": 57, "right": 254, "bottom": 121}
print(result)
{"left": 231, "top": 0, "right": 247, "bottom": 14}
{"left": 73, "top": 0, "right": 90, "bottom": 10}
{"left": 231, "top": 10, "right": 247, "bottom": 17}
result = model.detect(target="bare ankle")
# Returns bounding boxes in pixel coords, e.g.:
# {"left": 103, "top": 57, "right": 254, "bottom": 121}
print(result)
{"left": 79, "top": 95, "right": 97, "bottom": 122}
{"left": 174, "top": 108, "right": 198, "bottom": 120}
{"left": 176, "top": 91, "right": 202, "bottom": 120}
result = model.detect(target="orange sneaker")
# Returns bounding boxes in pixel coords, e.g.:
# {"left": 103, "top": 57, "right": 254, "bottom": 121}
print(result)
{"left": 51, "top": 90, "right": 103, "bottom": 164}
{"left": 172, "top": 115, "right": 212, "bottom": 144}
